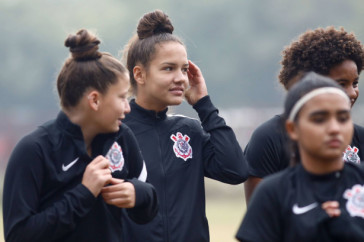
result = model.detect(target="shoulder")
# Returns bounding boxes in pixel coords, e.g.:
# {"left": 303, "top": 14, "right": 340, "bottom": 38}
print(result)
{"left": 252, "top": 115, "right": 284, "bottom": 137}
{"left": 167, "top": 113, "right": 200, "bottom": 126}
{"left": 256, "top": 167, "right": 294, "bottom": 193}
{"left": 119, "top": 123, "right": 134, "bottom": 136}
{"left": 248, "top": 115, "right": 286, "bottom": 146}
{"left": 245, "top": 115, "right": 287, "bottom": 155}
{"left": 15, "top": 124, "right": 52, "bottom": 151}
{"left": 117, "top": 123, "right": 140, "bottom": 148}
{"left": 7, "top": 124, "right": 53, "bottom": 170}
{"left": 344, "top": 162, "right": 364, "bottom": 175}
{"left": 353, "top": 123, "right": 364, "bottom": 137}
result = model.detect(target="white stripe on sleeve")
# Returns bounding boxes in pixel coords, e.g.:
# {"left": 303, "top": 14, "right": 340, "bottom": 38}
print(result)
{"left": 138, "top": 161, "right": 147, "bottom": 182}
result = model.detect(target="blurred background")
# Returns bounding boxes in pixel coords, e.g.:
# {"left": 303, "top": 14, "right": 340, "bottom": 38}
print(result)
{"left": 2, "top": 0, "right": 364, "bottom": 241}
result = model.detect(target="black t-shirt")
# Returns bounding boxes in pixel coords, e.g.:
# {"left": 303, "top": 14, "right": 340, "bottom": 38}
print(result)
{"left": 236, "top": 163, "right": 364, "bottom": 242}
{"left": 245, "top": 115, "right": 364, "bottom": 178}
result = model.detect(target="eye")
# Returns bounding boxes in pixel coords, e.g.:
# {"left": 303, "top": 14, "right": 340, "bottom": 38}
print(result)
{"left": 312, "top": 117, "right": 326, "bottom": 124}
{"left": 163, "top": 66, "right": 173, "bottom": 71}
{"left": 337, "top": 81, "right": 346, "bottom": 88}
{"left": 337, "top": 113, "right": 350, "bottom": 123}
{"left": 119, "top": 94, "right": 127, "bottom": 100}
{"left": 353, "top": 81, "right": 359, "bottom": 88}
{"left": 182, "top": 67, "right": 188, "bottom": 73}
{"left": 310, "top": 114, "right": 327, "bottom": 124}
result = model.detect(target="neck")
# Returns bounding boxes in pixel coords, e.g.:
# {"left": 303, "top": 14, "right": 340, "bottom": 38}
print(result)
{"left": 300, "top": 152, "right": 344, "bottom": 175}
{"left": 135, "top": 96, "right": 167, "bottom": 112}
{"left": 63, "top": 108, "right": 96, "bottom": 156}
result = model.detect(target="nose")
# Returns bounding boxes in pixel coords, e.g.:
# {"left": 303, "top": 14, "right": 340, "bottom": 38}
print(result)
{"left": 124, "top": 100, "right": 131, "bottom": 114}
{"left": 328, "top": 118, "right": 340, "bottom": 134}
{"left": 174, "top": 70, "right": 188, "bottom": 84}
{"left": 345, "top": 86, "right": 358, "bottom": 105}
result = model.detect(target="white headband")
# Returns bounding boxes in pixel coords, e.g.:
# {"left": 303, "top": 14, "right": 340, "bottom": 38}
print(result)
{"left": 288, "top": 87, "right": 350, "bottom": 121}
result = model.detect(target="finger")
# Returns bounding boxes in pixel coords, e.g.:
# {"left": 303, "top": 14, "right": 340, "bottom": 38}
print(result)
{"left": 322, "top": 201, "right": 339, "bottom": 209}
{"left": 102, "top": 190, "right": 128, "bottom": 201}
{"left": 188, "top": 60, "right": 197, "bottom": 71}
{"left": 104, "top": 198, "right": 134, "bottom": 208}
{"left": 109, "top": 178, "right": 125, "bottom": 184}
{"left": 101, "top": 184, "right": 123, "bottom": 193}
{"left": 93, "top": 158, "right": 110, "bottom": 170}
{"left": 325, "top": 208, "right": 341, "bottom": 217}
{"left": 187, "top": 70, "right": 194, "bottom": 80}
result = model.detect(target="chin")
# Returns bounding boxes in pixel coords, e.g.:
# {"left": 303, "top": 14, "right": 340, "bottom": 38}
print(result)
{"left": 168, "top": 97, "right": 184, "bottom": 106}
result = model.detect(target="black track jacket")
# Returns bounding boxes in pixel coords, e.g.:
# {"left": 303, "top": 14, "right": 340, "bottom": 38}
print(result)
{"left": 122, "top": 96, "right": 248, "bottom": 242}
{"left": 3, "top": 112, "right": 158, "bottom": 242}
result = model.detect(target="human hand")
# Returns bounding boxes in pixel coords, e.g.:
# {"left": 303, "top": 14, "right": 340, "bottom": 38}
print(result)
{"left": 185, "top": 60, "right": 208, "bottom": 105}
{"left": 101, "top": 178, "right": 136, "bottom": 208}
{"left": 82, "top": 155, "right": 112, "bottom": 197}
{"left": 322, "top": 201, "right": 341, "bottom": 217}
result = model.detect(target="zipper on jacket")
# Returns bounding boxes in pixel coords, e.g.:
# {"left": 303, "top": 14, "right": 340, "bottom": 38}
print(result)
{"left": 155, "top": 120, "right": 170, "bottom": 242}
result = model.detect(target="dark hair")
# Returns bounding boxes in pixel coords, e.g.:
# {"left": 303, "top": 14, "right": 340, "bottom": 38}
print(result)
{"left": 57, "top": 29, "right": 128, "bottom": 108}
{"left": 279, "top": 26, "right": 364, "bottom": 90}
{"left": 283, "top": 72, "right": 346, "bottom": 165}
{"left": 124, "top": 10, "right": 184, "bottom": 94}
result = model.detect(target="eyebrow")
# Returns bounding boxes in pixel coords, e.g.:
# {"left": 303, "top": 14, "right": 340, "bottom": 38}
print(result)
{"left": 309, "top": 109, "right": 350, "bottom": 117}
{"left": 334, "top": 77, "right": 359, "bottom": 82}
{"left": 161, "top": 62, "right": 189, "bottom": 67}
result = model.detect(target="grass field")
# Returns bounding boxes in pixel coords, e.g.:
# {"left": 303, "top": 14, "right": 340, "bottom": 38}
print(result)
{"left": 205, "top": 179, "right": 246, "bottom": 242}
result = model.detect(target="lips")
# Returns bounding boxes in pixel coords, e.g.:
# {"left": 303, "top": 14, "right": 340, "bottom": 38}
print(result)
{"left": 326, "top": 138, "right": 342, "bottom": 148}
{"left": 169, "top": 87, "right": 184, "bottom": 95}
{"left": 351, "top": 99, "right": 356, "bottom": 107}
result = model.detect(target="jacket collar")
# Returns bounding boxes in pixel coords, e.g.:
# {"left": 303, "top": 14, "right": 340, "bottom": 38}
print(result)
{"left": 56, "top": 111, "right": 84, "bottom": 139}
{"left": 129, "top": 99, "right": 168, "bottom": 121}
{"left": 54, "top": 111, "right": 121, "bottom": 158}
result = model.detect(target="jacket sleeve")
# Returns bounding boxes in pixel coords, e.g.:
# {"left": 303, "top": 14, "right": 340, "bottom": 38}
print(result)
{"left": 122, "top": 125, "right": 158, "bottom": 224}
{"left": 236, "top": 178, "right": 282, "bottom": 242}
{"left": 3, "top": 135, "right": 97, "bottom": 242}
{"left": 193, "top": 95, "right": 248, "bottom": 184}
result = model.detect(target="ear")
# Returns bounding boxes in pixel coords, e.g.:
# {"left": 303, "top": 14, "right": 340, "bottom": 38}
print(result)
{"left": 285, "top": 120, "right": 299, "bottom": 141}
{"left": 87, "top": 91, "right": 100, "bottom": 111}
{"left": 133, "top": 65, "right": 146, "bottom": 85}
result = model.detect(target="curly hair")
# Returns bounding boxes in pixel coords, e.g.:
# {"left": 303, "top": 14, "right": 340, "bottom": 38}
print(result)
{"left": 279, "top": 26, "right": 364, "bottom": 90}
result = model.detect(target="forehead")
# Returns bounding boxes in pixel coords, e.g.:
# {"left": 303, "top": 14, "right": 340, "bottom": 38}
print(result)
{"left": 328, "top": 60, "right": 358, "bottom": 80}
{"left": 300, "top": 93, "right": 350, "bottom": 115}
{"left": 151, "top": 41, "right": 187, "bottom": 63}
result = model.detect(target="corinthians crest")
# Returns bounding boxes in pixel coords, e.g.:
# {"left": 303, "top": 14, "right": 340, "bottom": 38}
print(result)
{"left": 170, "top": 132, "right": 193, "bottom": 161}
{"left": 343, "top": 145, "right": 360, "bottom": 164}
{"left": 344, "top": 184, "right": 364, "bottom": 219}
{"left": 106, "top": 142, "right": 125, "bottom": 172}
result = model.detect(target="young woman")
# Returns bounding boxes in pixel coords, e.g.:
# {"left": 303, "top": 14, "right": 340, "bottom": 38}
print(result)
{"left": 2, "top": 29, "right": 158, "bottom": 242}
{"left": 236, "top": 72, "right": 364, "bottom": 242}
{"left": 244, "top": 26, "right": 364, "bottom": 203}
{"left": 121, "top": 10, "right": 248, "bottom": 242}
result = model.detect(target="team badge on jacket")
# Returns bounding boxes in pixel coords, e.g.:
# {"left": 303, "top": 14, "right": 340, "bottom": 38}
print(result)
{"left": 344, "top": 184, "right": 364, "bottom": 219}
{"left": 343, "top": 145, "right": 360, "bottom": 164}
{"left": 106, "top": 142, "right": 125, "bottom": 172}
{"left": 170, "top": 132, "right": 193, "bottom": 161}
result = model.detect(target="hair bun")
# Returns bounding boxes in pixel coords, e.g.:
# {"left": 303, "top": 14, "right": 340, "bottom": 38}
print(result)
{"left": 65, "top": 29, "right": 101, "bottom": 61}
{"left": 137, "top": 10, "right": 174, "bottom": 40}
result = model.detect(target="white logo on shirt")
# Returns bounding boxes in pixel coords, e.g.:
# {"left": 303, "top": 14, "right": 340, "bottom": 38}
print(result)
{"left": 292, "top": 203, "right": 318, "bottom": 215}
{"left": 343, "top": 145, "right": 360, "bottom": 164}
{"left": 106, "top": 142, "right": 124, "bottom": 172}
{"left": 170, "top": 132, "right": 193, "bottom": 161}
{"left": 62, "top": 157, "right": 79, "bottom": 171}
{"left": 344, "top": 184, "right": 364, "bottom": 218}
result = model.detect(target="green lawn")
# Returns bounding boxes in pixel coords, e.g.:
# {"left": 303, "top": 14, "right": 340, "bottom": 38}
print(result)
{"left": 205, "top": 179, "right": 246, "bottom": 242}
